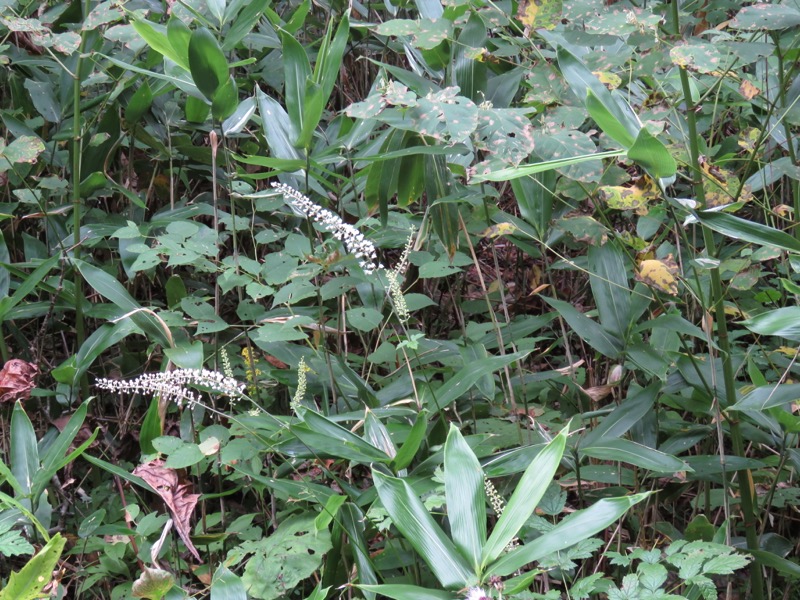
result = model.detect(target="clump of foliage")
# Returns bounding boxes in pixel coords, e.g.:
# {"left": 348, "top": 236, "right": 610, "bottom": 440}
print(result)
{"left": 1, "top": 0, "right": 800, "bottom": 598}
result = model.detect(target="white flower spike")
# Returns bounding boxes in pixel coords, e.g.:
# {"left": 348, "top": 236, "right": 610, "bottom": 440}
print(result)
{"left": 271, "top": 182, "right": 384, "bottom": 275}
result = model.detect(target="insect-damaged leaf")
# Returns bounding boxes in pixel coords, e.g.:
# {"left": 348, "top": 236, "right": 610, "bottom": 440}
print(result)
{"left": 636, "top": 255, "right": 680, "bottom": 296}
{"left": 517, "top": 0, "right": 562, "bottom": 30}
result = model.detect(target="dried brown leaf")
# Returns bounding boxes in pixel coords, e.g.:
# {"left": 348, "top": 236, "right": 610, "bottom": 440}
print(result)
{"left": 0, "top": 359, "right": 38, "bottom": 403}
{"left": 133, "top": 459, "right": 201, "bottom": 562}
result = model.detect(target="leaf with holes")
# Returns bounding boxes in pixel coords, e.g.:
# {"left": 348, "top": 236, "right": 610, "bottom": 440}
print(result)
{"left": 670, "top": 41, "right": 730, "bottom": 75}
{"left": 533, "top": 130, "right": 602, "bottom": 182}
{"left": 240, "top": 515, "right": 332, "bottom": 600}
{"left": 731, "top": 4, "right": 800, "bottom": 30}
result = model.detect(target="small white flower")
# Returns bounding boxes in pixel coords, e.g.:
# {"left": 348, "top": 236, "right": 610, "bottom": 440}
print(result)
{"left": 271, "top": 183, "right": 384, "bottom": 274}
{"left": 466, "top": 587, "right": 489, "bottom": 600}
{"left": 96, "top": 369, "right": 245, "bottom": 408}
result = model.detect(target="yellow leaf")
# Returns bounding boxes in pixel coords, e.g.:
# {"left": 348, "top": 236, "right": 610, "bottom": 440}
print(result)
{"left": 592, "top": 71, "right": 622, "bottom": 90}
{"left": 636, "top": 255, "right": 680, "bottom": 295}
{"left": 517, "top": 0, "right": 562, "bottom": 29}
{"left": 598, "top": 175, "right": 660, "bottom": 214}
{"left": 481, "top": 222, "right": 518, "bottom": 238}
{"left": 739, "top": 79, "right": 760, "bottom": 100}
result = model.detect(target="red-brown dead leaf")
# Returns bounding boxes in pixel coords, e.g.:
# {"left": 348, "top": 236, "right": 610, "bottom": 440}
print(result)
{"left": 133, "top": 459, "right": 201, "bottom": 562}
{"left": 0, "top": 359, "right": 38, "bottom": 403}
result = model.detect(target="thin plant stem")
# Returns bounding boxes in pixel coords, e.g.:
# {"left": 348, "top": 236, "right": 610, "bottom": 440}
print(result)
{"left": 671, "top": 2, "right": 764, "bottom": 596}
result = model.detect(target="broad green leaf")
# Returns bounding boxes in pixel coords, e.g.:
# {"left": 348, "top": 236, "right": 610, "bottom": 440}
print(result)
{"left": 0, "top": 533, "right": 66, "bottom": 600}
{"left": 695, "top": 211, "right": 800, "bottom": 253}
{"left": 627, "top": 127, "right": 677, "bottom": 179}
{"left": 541, "top": 296, "right": 623, "bottom": 358}
{"left": 82, "top": 454, "right": 157, "bottom": 494}
{"left": 557, "top": 46, "right": 639, "bottom": 147}
{"left": 230, "top": 464, "right": 336, "bottom": 504}
{"left": 256, "top": 87, "right": 302, "bottom": 164}
{"left": 425, "top": 351, "right": 530, "bottom": 410}
{"left": 242, "top": 515, "right": 331, "bottom": 600}
{"left": 188, "top": 27, "right": 229, "bottom": 101}
{"left": 126, "top": 81, "right": 154, "bottom": 123}
{"left": 78, "top": 509, "right": 106, "bottom": 539}
{"left": 0, "top": 254, "right": 58, "bottom": 321}
{"left": 580, "top": 383, "right": 659, "bottom": 448}
{"left": 481, "top": 426, "right": 567, "bottom": 568}
{"left": 11, "top": 402, "right": 38, "bottom": 502}
{"left": 211, "top": 75, "right": 239, "bottom": 120}
{"left": 140, "top": 396, "right": 162, "bottom": 455}
{"left": 731, "top": 4, "right": 800, "bottom": 30}
{"left": 511, "top": 170, "right": 556, "bottom": 240}
{"left": 166, "top": 17, "right": 191, "bottom": 68}
{"left": 391, "top": 409, "right": 429, "bottom": 471}
{"left": 131, "top": 18, "right": 189, "bottom": 71}
{"left": 292, "top": 409, "right": 392, "bottom": 463}
{"left": 580, "top": 438, "right": 689, "bottom": 473}
{"left": 373, "top": 470, "right": 476, "bottom": 588}
{"left": 314, "top": 11, "right": 350, "bottom": 107}
{"left": 426, "top": 153, "right": 460, "bottom": 257}
{"left": 338, "top": 504, "right": 379, "bottom": 591}
{"left": 586, "top": 89, "right": 636, "bottom": 148}
{"left": 364, "top": 409, "right": 397, "bottom": 459}
{"left": 72, "top": 320, "right": 137, "bottom": 384}
{"left": 222, "top": 0, "right": 269, "bottom": 51}
{"left": 1, "top": 136, "right": 45, "bottom": 166}
{"left": 489, "top": 493, "right": 651, "bottom": 576}
{"left": 281, "top": 31, "right": 312, "bottom": 143}
{"left": 357, "top": 585, "right": 455, "bottom": 600}
{"left": 444, "top": 425, "right": 486, "bottom": 570}
{"left": 747, "top": 549, "right": 800, "bottom": 578}
{"left": 208, "top": 0, "right": 226, "bottom": 26}
{"left": 186, "top": 95, "right": 210, "bottom": 123}
{"left": 34, "top": 400, "right": 90, "bottom": 501}
{"left": 211, "top": 564, "right": 247, "bottom": 600}
{"left": 131, "top": 567, "right": 175, "bottom": 599}
{"left": 72, "top": 259, "right": 172, "bottom": 347}
{"left": 588, "top": 241, "right": 631, "bottom": 341}
{"left": 741, "top": 307, "right": 800, "bottom": 341}
{"left": 731, "top": 382, "right": 800, "bottom": 411}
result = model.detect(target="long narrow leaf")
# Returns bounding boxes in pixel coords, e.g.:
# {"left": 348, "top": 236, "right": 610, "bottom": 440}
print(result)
{"left": 490, "top": 493, "right": 651, "bottom": 576}
{"left": 580, "top": 439, "right": 689, "bottom": 473}
{"left": 357, "top": 585, "right": 455, "bottom": 600}
{"left": 470, "top": 149, "right": 625, "bottom": 183}
{"left": 696, "top": 211, "right": 800, "bottom": 253}
{"left": 426, "top": 351, "right": 530, "bottom": 411}
{"left": 481, "top": 426, "right": 567, "bottom": 568}
{"left": 541, "top": 296, "right": 623, "bottom": 358}
{"left": 444, "top": 425, "right": 486, "bottom": 570}
{"left": 373, "top": 470, "right": 476, "bottom": 589}
{"left": 11, "top": 402, "right": 38, "bottom": 501}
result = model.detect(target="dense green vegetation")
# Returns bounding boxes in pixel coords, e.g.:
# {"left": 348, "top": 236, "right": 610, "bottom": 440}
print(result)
{"left": 2, "top": 0, "right": 800, "bottom": 597}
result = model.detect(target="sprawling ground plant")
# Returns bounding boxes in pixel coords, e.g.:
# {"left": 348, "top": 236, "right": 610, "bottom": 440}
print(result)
{"left": 2, "top": 0, "right": 800, "bottom": 598}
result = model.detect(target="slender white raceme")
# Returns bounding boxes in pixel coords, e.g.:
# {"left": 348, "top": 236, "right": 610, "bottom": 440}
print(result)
{"left": 271, "top": 182, "right": 384, "bottom": 275}
{"left": 96, "top": 369, "right": 245, "bottom": 409}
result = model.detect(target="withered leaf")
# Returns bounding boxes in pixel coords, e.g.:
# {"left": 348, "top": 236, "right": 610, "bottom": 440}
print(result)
{"left": 0, "top": 359, "right": 38, "bottom": 403}
{"left": 132, "top": 459, "right": 201, "bottom": 562}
